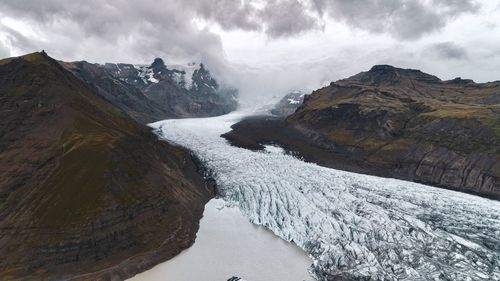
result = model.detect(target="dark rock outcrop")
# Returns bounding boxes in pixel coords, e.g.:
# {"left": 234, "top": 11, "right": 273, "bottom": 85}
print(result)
{"left": 80, "top": 58, "right": 239, "bottom": 121}
{"left": 0, "top": 52, "right": 214, "bottom": 280}
{"left": 224, "top": 65, "right": 500, "bottom": 199}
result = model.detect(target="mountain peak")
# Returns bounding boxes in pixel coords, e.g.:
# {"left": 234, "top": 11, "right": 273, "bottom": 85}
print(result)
{"left": 369, "top": 64, "right": 396, "bottom": 72}
{"left": 151, "top": 57, "right": 165, "bottom": 67}
{"left": 0, "top": 51, "right": 53, "bottom": 66}
{"left": 348, "top": 65, "right": 441, "bottom": 85}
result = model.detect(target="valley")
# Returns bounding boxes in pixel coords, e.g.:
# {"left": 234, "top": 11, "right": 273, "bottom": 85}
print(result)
{"left": 151, "top": 111, "right": 500, "bottom": 281}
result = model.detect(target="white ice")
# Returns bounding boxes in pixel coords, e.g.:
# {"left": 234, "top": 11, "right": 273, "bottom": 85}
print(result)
{"left": 151, "top": 112, "right": 500, "bottom": 281}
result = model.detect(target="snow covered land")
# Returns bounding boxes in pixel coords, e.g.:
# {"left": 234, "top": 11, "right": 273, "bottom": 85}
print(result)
{"left": 151, "top": 112, "right": 500, "bottom": 281}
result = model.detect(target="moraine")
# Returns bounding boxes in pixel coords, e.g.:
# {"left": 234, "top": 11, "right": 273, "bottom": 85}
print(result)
{"left": 148, "top": 111, "right": 500, "bottom": 281}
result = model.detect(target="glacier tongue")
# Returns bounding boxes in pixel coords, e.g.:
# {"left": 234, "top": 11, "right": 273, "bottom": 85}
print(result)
{"left": 151, "top": 112, "right": 500, "bottom": 281}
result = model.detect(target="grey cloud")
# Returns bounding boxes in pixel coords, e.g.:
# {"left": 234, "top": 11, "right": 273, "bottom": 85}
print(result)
{"left": 0, "top": 0, "right": 481, "bottom": 63}
{"left": 314, "top": 0, "right": 479, "bottom": 39}
{"left": 0, "top": 42, "right": 10, "bottom": 59}
{"left": 188, "top": 0, "right": 480, "bottom": 39}
{"left": 425, "top": 42, "right": 468, "bottom": 60}
{"left": 0, "top": 0, "right": 490, "bottom": 103}
{"left": 259, "top": 0, "right": 321, "bottom": 37}
{"left": 190, "top": 0, "right": 261, "bottom": 31}
{"left": 185, "top": 0, "right": 322, "bottom": 37}
{"left": 0, "top": 0, "right": 230, "bottom": 79}
{"left": 0, "top": 22, "right": 38, "bottom": 56}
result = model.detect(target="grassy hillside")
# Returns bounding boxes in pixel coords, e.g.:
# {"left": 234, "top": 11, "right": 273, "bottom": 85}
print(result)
{"left": 287, "top": 65, "right": 500, "bottom": 197}
{"left": 0, "top": 52, "right": 213, "bottom": 280}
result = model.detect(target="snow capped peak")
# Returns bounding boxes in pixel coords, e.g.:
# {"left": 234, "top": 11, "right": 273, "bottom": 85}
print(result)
{"left": 167, "top": 62, "right": 199, "bottom": 89}
{"left": 102, "top": 58, "right": 223, "bottom": 92}
{"left": 285, "top": 90, "right": 305, "bottom": 104}
{"left": 133, "top": 64, "right": 158, "bottom": 84}
{"left": 130, "top": 58, "right": 203, "bottom": 88}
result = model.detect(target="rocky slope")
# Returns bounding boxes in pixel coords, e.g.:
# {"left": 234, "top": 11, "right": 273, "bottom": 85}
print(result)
{"left": 63, "top": 60, "right": 171, "bottom": 123}
{"left": 89, "top": 58, "right": 239, "bottom": 120}
{"left": 270, "top": 90, "right": 305, "bottom": 116}
{"left": 0, "top": 52, "right": 214, "bottom": 280}
{"left": 224, "top": 65, "right": 500, "bottom": 199}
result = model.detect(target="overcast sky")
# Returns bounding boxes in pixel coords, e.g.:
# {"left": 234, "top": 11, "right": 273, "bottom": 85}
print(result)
{"left": 1, "top": 0, "right": 499, "bottom": 104}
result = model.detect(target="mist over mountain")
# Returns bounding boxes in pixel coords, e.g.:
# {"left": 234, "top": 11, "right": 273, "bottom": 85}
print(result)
{"left": 1, "top": 1, "right": 500, "bottom": 281}
{"left": 64, "top": 57, "right": 238, "bottom": 122}
{"left": 1, "top": 1, "right": 499, "bottom": 105}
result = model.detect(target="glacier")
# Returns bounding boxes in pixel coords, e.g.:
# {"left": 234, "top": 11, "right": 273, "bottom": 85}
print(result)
{"left": 151, "top": 112, "right": 500, "bottom": 281}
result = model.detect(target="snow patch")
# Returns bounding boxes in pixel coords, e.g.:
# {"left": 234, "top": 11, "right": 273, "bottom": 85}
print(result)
{"left": 168, "top": 62, "right": 198, "bottom": 89}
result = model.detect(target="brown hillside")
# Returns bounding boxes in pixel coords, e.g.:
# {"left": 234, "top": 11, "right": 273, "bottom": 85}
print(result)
{"left": 0, "top": 52, "right": 213, "bottom": 280}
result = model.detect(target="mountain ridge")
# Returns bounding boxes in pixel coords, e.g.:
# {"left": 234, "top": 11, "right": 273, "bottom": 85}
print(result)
{"left": 224, "top": 65, "right": 500, "bottom": 199}
{"left": 98, "top": 57, "right": 238, "bottom": 120}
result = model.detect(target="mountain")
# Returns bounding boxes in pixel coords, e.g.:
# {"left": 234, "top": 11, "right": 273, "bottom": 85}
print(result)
{"left": 0, "top": 52, "right": 213, "bottom": 280}
{"left": 270, "top": 90, "right": 306, "bottom": 116}
{"left": 63, "top": 60, "right": 171, "bottom": 123}
{"left": 86, "top": 58, "right": 239, "bottom": 120}
{"left": 223, "top": 65, "right": 500, "bottom": 199}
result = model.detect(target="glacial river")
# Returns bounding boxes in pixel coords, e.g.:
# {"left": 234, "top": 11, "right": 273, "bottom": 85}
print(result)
{"left": 137, "top": 111, "right": 500, "bottom": 281}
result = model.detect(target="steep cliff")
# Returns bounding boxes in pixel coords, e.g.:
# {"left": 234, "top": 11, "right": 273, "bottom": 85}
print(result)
{"left": 0, "top": 52, "right": 213, "bottom": 280}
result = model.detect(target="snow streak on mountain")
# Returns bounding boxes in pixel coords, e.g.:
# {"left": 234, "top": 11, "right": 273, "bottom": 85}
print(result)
{"left": 152, "top": 113, "right": 500, "bottom": 281}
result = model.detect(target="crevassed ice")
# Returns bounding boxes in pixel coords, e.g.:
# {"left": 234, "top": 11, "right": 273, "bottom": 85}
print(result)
{"left": 151, "top": 112, "right": 500, "bottom": 281}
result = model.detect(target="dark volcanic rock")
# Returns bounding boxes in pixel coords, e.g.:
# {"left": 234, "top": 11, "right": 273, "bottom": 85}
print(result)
{"left": 224, "top": 65, "right": 500, "bottom": 199}
{"left": 0, "top": 52, "right": 214, "bottom": 280}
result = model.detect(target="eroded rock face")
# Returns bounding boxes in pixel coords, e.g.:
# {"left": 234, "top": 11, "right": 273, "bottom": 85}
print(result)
{"left": 0, "top": 52, "right": 213, "bottom": 280}
{"left": 286, "top": 65, "right": 500, "bottom": 198}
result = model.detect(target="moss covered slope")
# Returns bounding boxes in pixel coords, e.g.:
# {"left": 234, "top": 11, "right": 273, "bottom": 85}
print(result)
{"left": 0, "top": 52, "right": 213, "bottom": 280}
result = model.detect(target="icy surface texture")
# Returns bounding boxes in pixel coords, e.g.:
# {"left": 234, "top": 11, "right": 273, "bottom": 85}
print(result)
{"left": 151, "top": 112, "right": 500, "bottom": 281}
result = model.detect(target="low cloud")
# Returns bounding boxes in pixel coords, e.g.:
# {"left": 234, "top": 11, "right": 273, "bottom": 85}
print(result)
{"left": 0, "top": 0, "right": 494, "bottom": 104}
{"left": 425, "top": 42, "right": 468, "bottom": 60}
{"left": 0, "top": 41, "right": 10, "bottom": 59}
